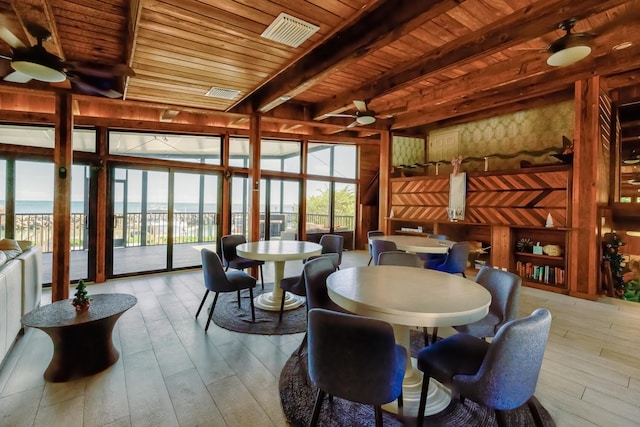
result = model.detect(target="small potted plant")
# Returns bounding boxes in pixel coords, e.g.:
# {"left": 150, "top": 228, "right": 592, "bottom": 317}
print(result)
{"left": 72, "top": 279, "right": 91, "bottom": 312}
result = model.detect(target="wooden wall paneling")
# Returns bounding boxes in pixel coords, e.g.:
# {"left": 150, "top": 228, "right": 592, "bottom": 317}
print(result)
{"left": 357, "top": 142, "right": 380, "bottom": 249}
{"left": 52, "top": 93, "right": 73, "bottom": 301}
{"left": 390, "top": 175, "right": 449, "bottom": 221}
{"left": 569, "top": 78, "right": 602, "bottom": 299}
{"left": 490, "top": 225, "right": 511, "bottom": 270}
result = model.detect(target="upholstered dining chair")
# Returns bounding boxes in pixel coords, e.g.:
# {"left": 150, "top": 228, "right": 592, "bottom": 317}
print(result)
{"left": 367, "top": 230, "right": 385, "bottom": 265}
{"left": 416, "top": 308, "right": 552, "bottom": 427}
{"left": 377, "top": 251, "right": 423, "bottom": 268}
{"left": 417, "top": 233, "right": 449, "bottom": 268}
{"left": 454, "top": 266, "right": 522, "bottom": 340}
{"left": 196, "top": 248, "right": 256, "bottom": 332}
{"left": 308, "top": 308, "right": 406, "bottom": 427}
{"left": 426, "top": 241, "right": 470, "bottom": 277}
{"left": 278, "top": 273, "right": 305, "bottom": 323}
{"left": 371, "top": 239, "right": 398, "bottom": 266}
{"left": 306, "top": 234, "right": 343, "bottom": 270}
{"left": 220, "top": 234, "right": 265, "bottom": 289}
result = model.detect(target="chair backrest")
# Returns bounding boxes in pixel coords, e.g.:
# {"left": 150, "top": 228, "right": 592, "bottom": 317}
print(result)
{"left": 454, "top": 308, "right": 552, "bottom": 410}
{"left": 436, "top": 241, "right": 469, "bottom": 274}
{"left": 220, "top": 234, "right": 246, "bottom": 267}
{"left": 303, "top": 257, "right": 337, "bottom": 311}
{"left": 201, "top": 248, "right": 235, "bottom": 292}
{"left": 367, "top": 230, "right": 385, "bottom": 255}
{"left": 475, "top": 266, "right": 522, "bottom": 331}
{"left": 319, "top": 234, "right": 343, "bottom": 264}
{"left": 378, "top": 251, "right": 423, "bottom": 268}
{"left": 427, "top": 234, "right": 448, "bottom": 240}
{"left": 308, "top": 308, "right": 406, "bottom": 405}
{"left": 371, "top": 239, "right": 398, "bottom": 266}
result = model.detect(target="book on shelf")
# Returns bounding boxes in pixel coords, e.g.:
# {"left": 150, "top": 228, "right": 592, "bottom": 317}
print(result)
{"left": 515, "top": 260, "right": 564, "bottom": 286}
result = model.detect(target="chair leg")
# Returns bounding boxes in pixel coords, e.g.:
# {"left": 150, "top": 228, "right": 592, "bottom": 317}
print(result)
{"left": 310, "top": 389, "right": 326, "bottom": 426}
{"left": 296, "top": 332, "right": 307, "bottom": 356}
{"left": 236, "top": 289, "right": 241, "bottom": 308}
{"left": 431, "top": 327, "right": 439, "bottom": 345}
{"left": 397, "top": 390, "right": 403, "bottom": 418}
{"left": 259, "top": 264, "right": 264, "bottom": 289}
{"left": 495, "top": 409, "right": 509, "bottom": 427}
{"left": 248, "top": 287, "right": 255, "bottom": 322}
{"left": 461, "top": 272, "right": 466, "bottom": 278}
{"left": 195, "top": 290, "right": 209, "bottom": 318}
{"left": 527, "top": 397, "right": 545, "bottom": 427}
{"left": 278, "top": 290, "right": 286, "bottom": 323}
{"left": 205, "top": 292, "right": 219, "bottom": 332}
{"left": 374, "top": 405, "right": 383, "bottom": 427}
{"left": 367, "top": 256, "right": 373, "bottom": 265}
{"left": 417, "top": 375, "right": 431, "bottom": 427}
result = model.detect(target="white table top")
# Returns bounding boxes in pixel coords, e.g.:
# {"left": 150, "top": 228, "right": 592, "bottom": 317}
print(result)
{"left": 236, "top": 240, "right": 322, "bottom": 262}
{"left": 327, "top": 266, "right": 491, "bottom": 327}
{"left": 369, "top": 235, "right": 453, "bottom": 253}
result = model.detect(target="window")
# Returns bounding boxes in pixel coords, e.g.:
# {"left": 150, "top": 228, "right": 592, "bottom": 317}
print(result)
{"left": 261, "top": 139, "right": 301, "bottom": 173}
{"left": 307, "top": 143, "right": 356, "bottom": 178}
{"left": 109, "top": 131, "right": 221, "bottom": 164}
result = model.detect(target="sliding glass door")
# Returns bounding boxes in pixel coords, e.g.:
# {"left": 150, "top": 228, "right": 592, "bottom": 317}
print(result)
{"left": 260, "top": 178, "right": 300, "bottom": 240}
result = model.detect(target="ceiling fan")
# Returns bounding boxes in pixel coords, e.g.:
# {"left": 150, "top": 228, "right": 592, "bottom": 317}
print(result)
{"left": 545, "top": 18, "right": 594, "bottom": 67}
{"left": 326, "top": 100, "right": 379, "bottom": 128}
{"left": 0, "top": 15, "right": 133, "bottom": 98}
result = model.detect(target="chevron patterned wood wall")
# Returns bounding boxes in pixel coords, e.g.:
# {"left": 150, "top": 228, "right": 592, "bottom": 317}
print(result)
{"left": 390, "top": 165, "right": 571, "bottom": 227}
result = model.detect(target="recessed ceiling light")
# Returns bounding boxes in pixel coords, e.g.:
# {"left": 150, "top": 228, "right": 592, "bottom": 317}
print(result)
{"left": 613, "top": 41, "right": 633, "bottom": 50}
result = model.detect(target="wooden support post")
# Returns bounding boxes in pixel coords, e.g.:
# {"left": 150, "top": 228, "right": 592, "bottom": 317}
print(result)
{"left": 221, "top": 133, "right": 231, "bottom": 240}
{"left": 52, "top": 93, "right": 73, "bottom": 301}
{"left": 379, "top": 131, "right": 391, "bottom": 232}
{"left": 94, "top": 127, "right": 108, "bottom": 283}
{"left": 248, "top": 113, "right": 261, "bottom": 244}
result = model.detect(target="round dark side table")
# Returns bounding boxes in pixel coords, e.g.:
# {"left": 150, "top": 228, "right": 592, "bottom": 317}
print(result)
{"left": 22, "top": 293, "right": 137, "bottom": 382}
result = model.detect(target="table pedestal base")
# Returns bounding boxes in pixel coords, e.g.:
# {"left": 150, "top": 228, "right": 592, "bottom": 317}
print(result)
{"left": 382, "top": 357, "right": 451, "bottom": 416}
{"left": 254, "top": 292, "right": 305, "bottom": 312}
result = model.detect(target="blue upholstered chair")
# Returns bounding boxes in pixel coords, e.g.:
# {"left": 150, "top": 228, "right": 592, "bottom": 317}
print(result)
{"left": 367, "top": 230, "right": 385, "bottom": 265}
{"left": 196, "top": 248, "right": 256, "bottom": 332}
{"left": 418, "top": 233, "right": 449, "bottom": 268}
{"left": 454, "top": 266, "right": 522, "bottom": 339}
{"left": 427, "top": 241, "right": 470, "bottom": 277}
{"left": 416, "top": 308, "right": 552, "bottom": 427}
{"left": 306, "top": 234, "right": 343, "bottom": 270}
{"left": 308, "top": 308, "right": 407, "bottom": 427}
{"left": 371, "top": 239, "right": 398, "bottom": 266}
{"left": 377, "top": 251, "right": 423, "bottom": 268}
{"left": 220, "top": 234, "right": 265, "bottom": 289}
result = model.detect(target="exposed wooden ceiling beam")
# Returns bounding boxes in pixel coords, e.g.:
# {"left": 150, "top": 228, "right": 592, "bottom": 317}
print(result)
{"left": 231, "top": 0, "right": 464, "bottom": 114}
{"left": 11, "top": 0, "right": 64, "bottom": 59}
{"left": 314, "top": 0, "right": 633, "bottom": 120}
{"left": 123, "top": 0, "right": 142, "bottom": 100}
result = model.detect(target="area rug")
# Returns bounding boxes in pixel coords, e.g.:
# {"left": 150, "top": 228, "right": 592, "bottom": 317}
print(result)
{"left": 280, "top": 331, "right": 555, "bottom": 427}
{"left": 211, "top": 282, "right": 307, "bottom": 335}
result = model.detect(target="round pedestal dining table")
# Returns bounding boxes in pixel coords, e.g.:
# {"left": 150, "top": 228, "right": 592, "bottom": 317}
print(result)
{"left": 236, "top": 240, "right": 322, "bottom": 311}
{"left": 327, "top": 266, "right": 491, "bottom": 418}
{"left": 369, "top": 234, "right": 453, "bottom": 254}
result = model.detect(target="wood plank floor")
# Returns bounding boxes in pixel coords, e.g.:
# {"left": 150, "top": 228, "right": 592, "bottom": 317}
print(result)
{"left": 1, "top": 250, "right": 639, "bottom": 426}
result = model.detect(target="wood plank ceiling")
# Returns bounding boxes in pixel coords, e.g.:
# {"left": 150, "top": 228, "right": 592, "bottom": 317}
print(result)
{"left": 0, "top": 0, "right": 639, "bottom": 135}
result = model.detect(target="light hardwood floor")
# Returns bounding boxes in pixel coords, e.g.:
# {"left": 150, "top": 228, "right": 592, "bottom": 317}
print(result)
{"left": 1, "top": 250, "right": 639, "bottom": 426}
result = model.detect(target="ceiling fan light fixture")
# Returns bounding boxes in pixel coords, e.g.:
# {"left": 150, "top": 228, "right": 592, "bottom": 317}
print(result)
{"left": 546, "top": 44, "right": 591, "bottom": 67}
{"left": 356, "top": 115, "right": 375, "bottom": 125}
{"left": 10, "top": 46, "right": 66, "bottom": 83}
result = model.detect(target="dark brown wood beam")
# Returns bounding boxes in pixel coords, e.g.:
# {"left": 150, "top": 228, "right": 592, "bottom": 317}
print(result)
{"left": 315, "top": 0, "right": 633, "bottom": 119}
{"left": 231, "top": 0, "right": 464, "bottom": 114}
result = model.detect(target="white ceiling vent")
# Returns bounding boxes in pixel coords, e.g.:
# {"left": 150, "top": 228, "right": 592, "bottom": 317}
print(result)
{"left": 261, "top": 13, "right": 319, "bottom": 48}
{"left": 205, "top": 87, "right": 242, "bottom": 100}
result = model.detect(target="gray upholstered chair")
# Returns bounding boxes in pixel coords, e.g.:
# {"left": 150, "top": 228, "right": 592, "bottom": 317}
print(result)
{"left": 454, "top": 266, "right": 522, "bottom": 339}
{"left": 306, "top": 234, "right": 343, "bottom": 269}
{"left": 196, "top": 248, "right": 256, "bottom": 332}
{"left": 367, "top": 230, "right": 385, "bottom": 265}
{"left": 377, "top": 251, "right": 422, "bottom": 268}
{"left": 278, "top": 273, "right": 305, "bottom": 323}
{"left": 416, "top": 308, "right": 552, "bottom": 427}
{"left": 426, "top": 241, "right": 470, "bottom": 277}
{"left": 371, "top": 239, "right": 398, "bottom": 266}
{"left": 308, "top": 308, "right": 406, "bottom": 427}
{"left": 220, "top": 234, "right": 265, "bottom": 289}
{"left": 418, "top": 233, "right": 449, "bottom": 268}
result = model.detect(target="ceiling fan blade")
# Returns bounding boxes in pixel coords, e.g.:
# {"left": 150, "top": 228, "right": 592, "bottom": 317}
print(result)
{"left": 3, "top": 70, "right": 32, "bottom": 83}
{"left": 347, "top": 120, "right": 358, "bottom": 128}
{"left": 326, "top": 113, "right": 356, "bottom": 118}
{"left": 0, "top": 52, "right": 12, "bottom": 60}
{"left": 66, "top": 61, "right": 135, "bottom": 79}
{"left": 0, "top": 14, "right": 25, "bottom": 49}
{"left": 71, "top": 78, "right": 123, "bottom": 99}
{"left": 353, "top": 100, "right": 367, "bottom": 112}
